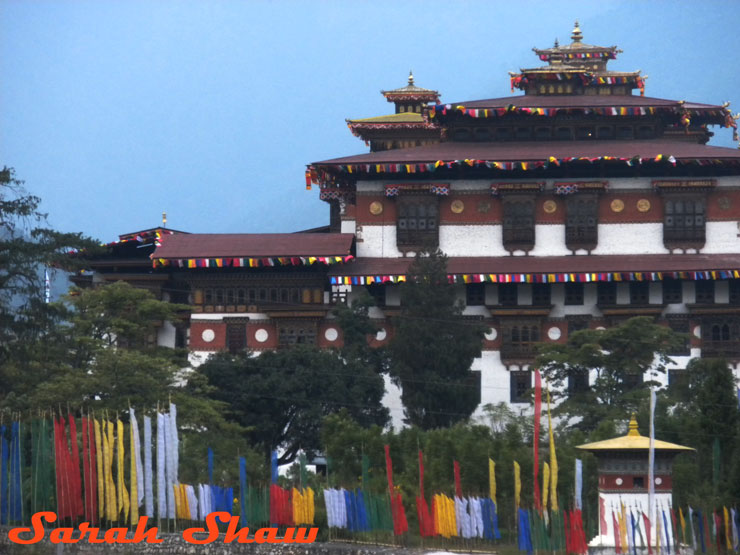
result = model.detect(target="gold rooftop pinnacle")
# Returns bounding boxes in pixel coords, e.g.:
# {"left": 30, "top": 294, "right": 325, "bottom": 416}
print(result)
{"left": 571, "top": 20, "right": 583, "bottom": 43}
{"left": 627, "top": 413, "right": 641, "bottom": 437}
{"left": 408, "top": 70, "right": 414, "bottom": 85}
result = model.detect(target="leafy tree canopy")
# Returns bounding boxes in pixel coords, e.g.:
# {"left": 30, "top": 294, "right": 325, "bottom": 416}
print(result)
{"left": 536, "top": 316, "right": 684, "bottom": 432}
{"left": 387, "top": 248, "right": 486, "bottom": 429}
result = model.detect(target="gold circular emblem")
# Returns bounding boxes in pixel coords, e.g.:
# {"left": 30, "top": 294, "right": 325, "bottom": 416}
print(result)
{"left": 637, "top": 199, "right": 651, "bottom": 212}
{"left": 369, "top": 201, "right": 383, "bottom": 215}
{"left": 543, "top": 200, "right": 557, "bottom": 214}
{"left": 610, "top": 199, "right": 625, "bottom": 213}
{"left": 718, "top": 196, "right": 731, "bottom": 210}
{"left": 450, "top": 200, "right": 465, "bottom": 214}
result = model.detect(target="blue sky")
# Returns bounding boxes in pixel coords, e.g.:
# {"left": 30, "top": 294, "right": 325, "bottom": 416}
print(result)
{"left": 3, "top": 1, "right": 740, "bottom": 242}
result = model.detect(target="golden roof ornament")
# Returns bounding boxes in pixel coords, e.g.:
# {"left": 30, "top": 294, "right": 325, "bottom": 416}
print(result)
{"left": 627, "top": 413, "right": 640, "bottom": 437}
{"left": 571, "top": 20, "right": 583, "bottom": 43}
{"left": 408, "top": 70, "right": 414, "bottom": 86}
{"left": 162, "top": 211, "right": 167, "bottom": 227}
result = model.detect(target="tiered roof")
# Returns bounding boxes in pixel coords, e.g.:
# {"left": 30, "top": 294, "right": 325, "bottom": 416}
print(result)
{"left": 308, "top": 25, "right": 739, "bottom": 188}
{"left": 510, "top": 21, "right": 644, "bottom": 95}
{"left": 380, "top": 71, "right": 440, "bottom": 104}
{"left": 346, "top": 72, "right": 442, "bottom": 150}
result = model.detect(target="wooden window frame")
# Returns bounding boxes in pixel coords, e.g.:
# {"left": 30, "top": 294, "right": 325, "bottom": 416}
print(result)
{"left": 396, "top": 195, "right": 439, "bottom": 249}
{"left": 510, "top": 370, "right": 532, "bottom": 403}
{"left": 662, "top": 279, "right": 683, "bottom": 304}
{"left": 501, "top": 320, "right": 541, "bottom": 362}
{"left": 278, "top": 320, "right": 318, "bottom": 348}
{"left": 597, "top": 282, "right": 617, "bottom": 305}
{"left": 701, "top": 316, "right": 740, "bottom": 358}
{"left": 663, "top": 195, "right": 706, "bottom": 247}
{"left": 502, "top": 195, "right": 535, "bottom": 252}
{"left": 531, "top": 283, "right": 551, "bottom": 307}
{"left": 466, "top": 283, "right": 486, "bottom": 307}
{"left": 565, "top": 194, "right": 598, "bottom": 250}
{"left": 695, "top": 280, "right": 715, "bottom": 305}
{"left": 629, "top": 281, "right": 650, "bottom": 305}
{"left": 564, "top": 282, "right": 584, "bottom": 305}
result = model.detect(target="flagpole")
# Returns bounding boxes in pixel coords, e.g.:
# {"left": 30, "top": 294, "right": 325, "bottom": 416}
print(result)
{"left": 648, "top": 390, "right": 656, "bottom": 548}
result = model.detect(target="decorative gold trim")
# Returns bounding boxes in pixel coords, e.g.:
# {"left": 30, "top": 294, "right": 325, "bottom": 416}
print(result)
{"left": 369, "top": 201, "right": 383, "bottom": 215}
{"left": 543, "top": 200, "right": 558, "bottom": 214}
{"left": 451, "top": 200, "right": 465, "bottom": 214}
{"left": 636, "top": 199, "right": 651, "bottom": 212}
{"left": 610, "top": 199, "right": 625, "bottom": 213}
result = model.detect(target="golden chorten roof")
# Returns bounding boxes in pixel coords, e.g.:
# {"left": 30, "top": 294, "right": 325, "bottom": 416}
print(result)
{"left": 577, "top": 414, "right": 694, "bottom": 452}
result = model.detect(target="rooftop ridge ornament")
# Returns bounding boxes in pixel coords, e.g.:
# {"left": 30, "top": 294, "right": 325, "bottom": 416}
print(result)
{"left": 408, "top": 70, "right": 414, "bottom": 85}
{"left": 571, "top": 20, "right": 583, "bottom": 43}
{"left": 627, "top": 413, "right": 641, "bottom": 437}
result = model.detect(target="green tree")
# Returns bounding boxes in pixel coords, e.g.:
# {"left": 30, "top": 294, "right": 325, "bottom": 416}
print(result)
{"left": 387, "top": 249, "right": 486, "bottom": 429}
{"left": 2, "top": 281, "right": 194, "bottom": 413}
{"left": 0, "top": 166, "right": 97, "bottom": 367}
{"left": 536, "top": 316, "right": 683, "bottom": 432}
{"left": 196, "top": 344, "right": 388, "bottom": 465}
{"left": 668, "top": 358, "right": 740, "bottom": 503}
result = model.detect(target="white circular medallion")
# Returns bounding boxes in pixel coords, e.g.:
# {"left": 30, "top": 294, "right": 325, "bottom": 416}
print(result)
{"left": 596, "top": 326, "right": 606, "bottom": 331}
{"left": 485, "top": 328, "right": 497, "bottom": 341}
{"left": 548, "top": 327, "right": 562, "bottom": 341}
{"left": 255, "top": 328, "right": 269, "bottom": 343}
{"left": 655, "top": 477, "right": 662, "bottom": 485}
{"left": 693, "top": 325, "right": 701, "bottom": 338}
{"left": 615, "top": 477, "right": 623, "bottom": 486}
{"left": 324, "top": 327, "right": 339, "bottom": 342}
{"left": 375, "top": 328, "right": 387, "bottom": 341}
{"left": 201, "top": 329, "right": 215, "bottom": 343}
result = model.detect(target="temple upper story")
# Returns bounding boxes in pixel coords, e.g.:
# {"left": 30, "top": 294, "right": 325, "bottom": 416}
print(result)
{"left": 511, "top": 21, "right": 644, "bottom": 96}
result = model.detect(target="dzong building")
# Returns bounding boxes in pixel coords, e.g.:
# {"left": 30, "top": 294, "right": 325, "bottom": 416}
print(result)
{"left": 77, "top": 24, "right": 740, "bottom": 425}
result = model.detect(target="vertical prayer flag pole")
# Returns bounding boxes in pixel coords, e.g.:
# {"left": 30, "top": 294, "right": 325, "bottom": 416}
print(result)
{"left": 533, "top": 369, "right": 542, "bottom": 511}
{"left": 547, "top": 386, "right": 558, "bottom": 512}
{"left": 648, "top": 391, "right": 656, "bottom": 546}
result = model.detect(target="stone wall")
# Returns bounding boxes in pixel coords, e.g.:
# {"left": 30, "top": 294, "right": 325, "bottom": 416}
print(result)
{"left": 0, "top": 528, "right": 453, "bottom": 555}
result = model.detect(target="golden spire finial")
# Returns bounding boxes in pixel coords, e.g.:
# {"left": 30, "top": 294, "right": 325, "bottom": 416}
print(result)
{"left": 554, "top": 38, "right": 559, "bottom": 48}
{"left": 162, "top": 211, "right": 167, "bottom": 227}
{"left": 571, "top": 20, "right": 583, "bottom": 43}
{"left": 627, "top": 413, "right": 641, "bottom": 437}
{"left": 408, "top": 70, "right": 414, "bottom": 85}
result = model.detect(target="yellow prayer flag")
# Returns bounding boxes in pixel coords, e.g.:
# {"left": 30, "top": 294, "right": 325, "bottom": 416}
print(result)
{"left": 130, "top": 417, "right": 139, "bottom": 526}
{"left": 724, "top": 507, "right": 732, "bottom": 550}
{"left": 514, "top": 461, "right": 521, "bottom": 509}
{"left": 93, "top": 419, "right": 105, "bottom": 519}
{"left": 105, "top": 420, "right": 117, "bottom": 521}
{"left": 116, "top": 419, "right": 130, "bottom": 520}
{"left": 309, "top": 487, "right": 316, "bottom": 524}
{"left": 620, "top": 502, "right": 628, "bottom": 549}
{"left": 543, "top": 462, "right": 550, "bottom": 510}
{"left": 679, "top": 507, "right": 686, "bottom": 545}
{"left": 488, "top": 458, "right": 496, "bottom": 504}
{"left": 547, "top": 387, "right": 558, "bottom": 511}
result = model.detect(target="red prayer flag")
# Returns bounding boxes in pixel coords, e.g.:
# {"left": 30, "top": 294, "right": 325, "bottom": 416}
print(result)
{"left": 384, "top": 444, "right": 394, "bottom": 492}
{"left": 613, "top": 511, "right": 622, "bottom": 554}
{"left": 642, "top": 512, "right": 653, "bottom": 555}
{"left": 453, "top": 460, "right": 462, "bottom": 498}
{"left": 67, "top": 415, "right": 83, "bottom": 518}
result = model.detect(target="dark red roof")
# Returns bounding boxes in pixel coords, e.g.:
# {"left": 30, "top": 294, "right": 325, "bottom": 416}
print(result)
{"left": 155, "top": 233, "right": 354, "bottom": 259}
{"left": 314, "top": 140, "right": 740, "bottom": 165}
{"left": 330, "top": 254, "right": 740, "bottom": 277}
{"left": 447, "top": 95, "right": 720, "bottom": 110}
